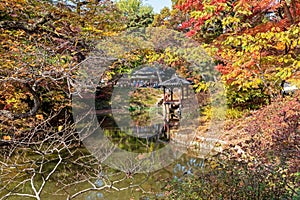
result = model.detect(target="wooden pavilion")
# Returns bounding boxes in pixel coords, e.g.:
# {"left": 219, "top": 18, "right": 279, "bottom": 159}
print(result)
{"left": 130, "top": 66, "right": 165, "bottom": 87}
{"left": 158, "top": 75, "right": 191, "bottom": 129}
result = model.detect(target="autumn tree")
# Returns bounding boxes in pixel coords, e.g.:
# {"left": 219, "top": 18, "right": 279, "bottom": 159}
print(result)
{"left": 0, "top": 0, "right": 124, "bottom": 134}
{"left": 116, "top": 0, "right": 154, "bottom": 28}
{"left": 175, "top": 0, "right": 300, "bottom": 108}
{"left": 152, "top": 7, "right": 187, "bottom": 30}
{"left": 0, "top": 0, "right": 158, "bottom": 198}
{"left": 158, "top": 1, "right": 300, "bottom": 199}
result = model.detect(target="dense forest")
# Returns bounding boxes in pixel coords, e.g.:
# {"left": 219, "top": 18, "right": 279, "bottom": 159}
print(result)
{"left": 0, "top": 0, "right": 299, "bottom": 199}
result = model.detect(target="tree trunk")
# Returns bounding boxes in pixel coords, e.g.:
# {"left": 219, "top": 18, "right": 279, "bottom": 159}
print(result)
{"left": 283, "top": 0, "right": 295, "bottom": 24}
{"left": 290, "top": 0, "right": 297, "bottom": 19}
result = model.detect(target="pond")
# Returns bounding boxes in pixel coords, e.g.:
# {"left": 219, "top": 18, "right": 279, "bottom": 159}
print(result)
{"left": 0, "top": 83, "right": 218, "bottom": 199}
{"left": 80, "top": 156, "right": 206, "bottom": 200}
{"left": 0, "top": 141, "right": 206, "bottom": 200}
{"left": 68, "top": 85, "right": 208, "bottom": 199}
{"left": 68, "top": 82, "right": 216, "bottom": 199}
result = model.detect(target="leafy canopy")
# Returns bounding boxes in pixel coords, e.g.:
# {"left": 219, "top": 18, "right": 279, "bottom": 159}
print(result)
{"left": 175, "top": 0, "right": 300, "bottom": 108}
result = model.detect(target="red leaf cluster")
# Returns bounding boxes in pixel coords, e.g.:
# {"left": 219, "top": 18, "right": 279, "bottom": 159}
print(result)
{"left": 244, "top": 93, "right": 300, "bottom": 171}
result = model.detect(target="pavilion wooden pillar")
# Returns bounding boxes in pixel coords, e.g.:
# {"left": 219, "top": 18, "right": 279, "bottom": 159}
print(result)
{"left": 186, "top": 85, "right": 189, "bottom": 98}
{"left": 162, "top": 86, "right": 169, "bottom": 124}
{"left": 181, "top": 86, "right": 184, "bottom": 100}
{"left": 164, "top": 119, "right": 170, "bottom": 139}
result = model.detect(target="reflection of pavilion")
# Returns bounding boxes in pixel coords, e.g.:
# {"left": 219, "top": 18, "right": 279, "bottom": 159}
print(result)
{"left": 120, "top": 123, "right": 165, "bottom": 140}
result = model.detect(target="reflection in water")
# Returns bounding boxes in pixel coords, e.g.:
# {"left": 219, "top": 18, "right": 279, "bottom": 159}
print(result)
{"left": 88, "top": 66, "right": 205, "bottom": 199}
{"left": 97, "top": 113, "right": 169, "bottom": 153}
{"left": 84, "top": 156, "right": 205, "bottom": 200}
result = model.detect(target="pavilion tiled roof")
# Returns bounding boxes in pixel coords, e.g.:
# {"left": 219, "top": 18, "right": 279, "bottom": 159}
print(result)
{"left": 158, "top": 75, "right": 191, "bottom": 87}
{"left": 130, "top": 66, "right": 165, "bottom": 80}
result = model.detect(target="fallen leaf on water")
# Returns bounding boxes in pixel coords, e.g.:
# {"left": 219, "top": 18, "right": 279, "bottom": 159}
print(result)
{"left": 36, "top": 114, "right": 43, "bottom": 120}
{"left": 58, "top": 125, "right": 63, "bottom": 132}
{"left": 3, "top": 135, "right": 11, "bottom": 140}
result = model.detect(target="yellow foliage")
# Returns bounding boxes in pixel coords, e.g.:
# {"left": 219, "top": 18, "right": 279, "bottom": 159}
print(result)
{"left": 36, "top": 114, "right": 44, "bottom": 120}
{"left": 275, "top": 42, "right": 285, "bottom": 51}
{"left": 3, "top": 135, "right": 11, "bottom": 140}
{"left": 210, "top": 160, "right": 219, "bottom": 169}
